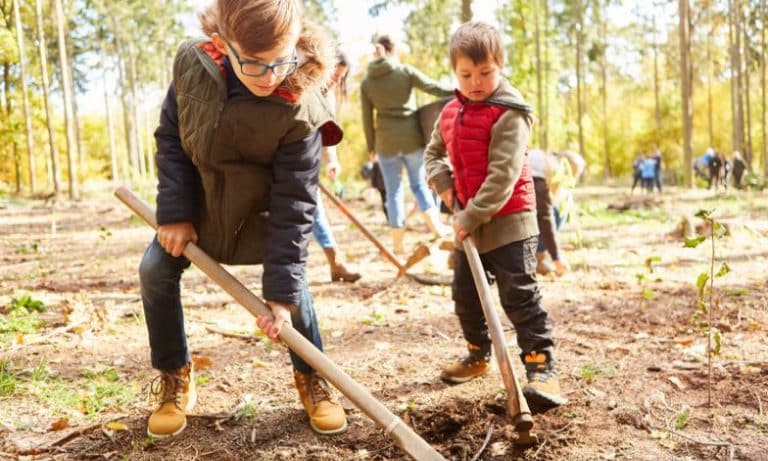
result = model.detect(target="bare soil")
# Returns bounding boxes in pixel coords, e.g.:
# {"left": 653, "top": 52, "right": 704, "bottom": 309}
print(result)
{"left": 1, "top": 183, "right": 767, "bottom": 460}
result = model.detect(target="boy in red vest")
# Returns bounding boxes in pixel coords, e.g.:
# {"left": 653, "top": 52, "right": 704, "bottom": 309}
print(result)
{"left": 424, "top": 21, "right": 564, "bottom": 413}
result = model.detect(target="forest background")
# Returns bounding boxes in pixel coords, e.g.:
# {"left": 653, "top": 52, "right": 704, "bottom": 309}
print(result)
{"left": 0, "top": 0, "right": 766, "bottom": 200}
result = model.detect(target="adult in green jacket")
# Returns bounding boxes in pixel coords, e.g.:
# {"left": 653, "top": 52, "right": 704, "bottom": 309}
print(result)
{"left": 360, "top": 35, "right": 453, "bottom": 253}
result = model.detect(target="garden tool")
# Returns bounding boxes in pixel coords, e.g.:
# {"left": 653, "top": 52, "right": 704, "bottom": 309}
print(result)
{"left": 115, "top": 186, "right": 445, "bottom": 461}
{"left": 455, "top": 207, "right": 538, "bottom": 445}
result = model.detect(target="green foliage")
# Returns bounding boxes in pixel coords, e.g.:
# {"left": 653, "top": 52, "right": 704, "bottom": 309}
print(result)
{"left": 14, "top": 242, "right": 39, "bottom": 254}
{"left": 0, "top": 360, "right": 16, "bottom": 397}
{"left": 684, "top": 235, "right": 707, "bottom": 248}
{"left": 7, "top": 293, "right": 46, "bottom": 313}
{"left": 235, "top": 401, "right": 259, "bottom": 421}
{"left": 578, "top": 362, "right": 615, "bottom": 383}
{"left": 674, "top": 408, "right": 691, "bottom": 430}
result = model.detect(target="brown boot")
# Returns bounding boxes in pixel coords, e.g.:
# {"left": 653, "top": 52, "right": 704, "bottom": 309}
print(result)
{"left": 323, "top": 247, "right": 361, "bottom": 283}
{"left": 522, "top": 351, "right": 566, "bottom": 414}
{"left": 294, "top": 371, "right": 347, "bottom": 434}
{"left": 147, "top": 363, "right": 196, "bottom": 438}
{"left": 440, "top": 343, "right": 491, "bottom": 384}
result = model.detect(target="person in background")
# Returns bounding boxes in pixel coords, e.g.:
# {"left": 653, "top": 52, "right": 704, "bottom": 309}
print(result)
{"left": 424, "top": 21, "right": 565, "bottom": 413}
{"left": 313, "top": 50, "right": 360, "bottom": 283}
{"left": 360, "top": 34, "right": 454, "bottom": 253}
{"left": 530, "top": 149, "right": 568, "bottom": 277}
{"left": 708, "top": 151, "right": 724, "bottom": 190}
{"left": 652, "top": 148, "right": 663, "bottom": 193}
{"left": 630, "top": 152, "right": 644, "bottom": 194}
{"left": 731, "top": 150, "right": 747, "bottom": 189}
{"left": 640, "top": 155, "right": 656, "bottom": 193}
{"left": 138, "top": 0, "right": 347, "bottom": 438}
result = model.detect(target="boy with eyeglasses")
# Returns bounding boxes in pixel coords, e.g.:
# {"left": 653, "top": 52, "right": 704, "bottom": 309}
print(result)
{"left": 139, "top": 0, "right": 347, "bottom": 438}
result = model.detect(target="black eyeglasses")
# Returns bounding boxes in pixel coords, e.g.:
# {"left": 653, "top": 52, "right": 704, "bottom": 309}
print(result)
{"left": 224, "top": 39, "right": 298, "bottom": 77}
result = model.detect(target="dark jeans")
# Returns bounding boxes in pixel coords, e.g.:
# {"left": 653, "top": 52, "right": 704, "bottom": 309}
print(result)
{"left": 139, "top": 236, "right": 322, "bottom": 374}
{"left": 452, "top": 236, "right": 555, "bottom": 363}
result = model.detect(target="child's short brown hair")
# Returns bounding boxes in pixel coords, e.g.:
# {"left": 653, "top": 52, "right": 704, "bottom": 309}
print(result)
{"left": 199, "top": 0, "right": 301, "bottom": 54}
{"left": 449, "top": 21, "right": 504, "bottom": 69}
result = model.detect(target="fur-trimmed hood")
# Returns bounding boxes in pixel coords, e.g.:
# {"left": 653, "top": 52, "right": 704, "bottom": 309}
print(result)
{"left": 278, "top": 18, "right": 335, "bottom": 99}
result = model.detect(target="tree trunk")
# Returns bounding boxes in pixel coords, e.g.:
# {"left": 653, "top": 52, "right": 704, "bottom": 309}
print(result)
{"left": 104, "top": 72, "right": 118, "bottom": 182}
{"left": 111, "top": 15, "right": 138, "bottom": 178}
{"left": 733, "top": 0, "right": 745, "bottom": 160}
{"left": 707, "top": 3, "right": 714, "bottom": 147}
{"left": 36, "top": 0, "right": 61, "bottom": 196}
{"left": 461, "top": 0, "right": 472, "bottom": 22}
{"left": 743, "top": 17, "right": 752, "bottom": 163}
{"left": 762, "top": 0, "right": 766, "bottom": 175}
{"left": 14, "top": 0, "right": 36, "bottom": 192}
{"left": 4, "top": 64, "right": 20, "bottom": 193}
{"left": 678, "top": 0, "right": 693, "bottom": 187}
{"left": 543, "top": 0, "right": 550, "bottom": 151}
{"left": 54, "top": 0, "right": 78, "bottom": 200}
{"left": 728, "top": 0, "right": 737, "bottom": 152}
{"left": 653, "top": 8, "right": 662, "bottom": 147}
{"left": 575, "top": 0, "right": 585, "bottom": 159}
{"left": 533, "top": 0, "right": 544, "bottom": 149}
{"left": 128, "top": 44, "right": 145, "bottom": 176}
{"left": 601, "top": 0, "right": 609, "bottom": 178}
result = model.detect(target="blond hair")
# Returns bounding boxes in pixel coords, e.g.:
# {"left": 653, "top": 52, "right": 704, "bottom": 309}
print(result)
{"left": 449, "top": 21, "right": 504, "bottom": 69}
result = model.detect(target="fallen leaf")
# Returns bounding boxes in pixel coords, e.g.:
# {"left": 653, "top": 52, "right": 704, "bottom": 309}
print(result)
{"left": 672, "top": 337, "right": 694, "bottom": 346}
{"left": 15, "top": 333, "right": 25, "bottom": 345}
{"left": 490, "top": 441, "right": 508, "bottom": 457}
{"left": 105, "top": 422, "right": 128, "bottom": 431}
{"left": 49, "top": 418, "right": 69, "bottom": 431}
{"left": 192, "top": 355, "right": 213, "bottom": 370}
{"left": 667, "top": 376, "right": 685, "bottom": 390}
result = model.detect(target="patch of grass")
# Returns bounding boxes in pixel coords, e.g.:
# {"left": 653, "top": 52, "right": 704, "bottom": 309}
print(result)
{"left": 195, "top": 375, "right": 210, "bottom": 386}
{"left": 674, "top": 408, "right": 691, "bottom": 430}
{"left": 235, "top": 401, "right": 259, "bottom": 421}
{"left": 29, "top": 360, "right": 52, "bottom": 382}
{"left": 0, "top": 309, "right": 45, "bottom": 342}
{"left": 362, "top": 312, "right": 385, "bottom": 326}
{"left": 80, "top": 365, "right": 119, "bottom": 382}
{"left": 0, "top": 360, "right": 16, "bottom": 396}
{"left": 579, "top": 202, "right": 670, "bottom": 226}
{"left": 28, "top": 378, "right": 138, "bottom": 419}
{"left": 724, "top": 288, "right": 749, "bottom": 297}
{"left": 14, "top": 242, "right": 40, "bottom": 254}
{"left": 577, "top": 363, "right": 616, "bottom": 383}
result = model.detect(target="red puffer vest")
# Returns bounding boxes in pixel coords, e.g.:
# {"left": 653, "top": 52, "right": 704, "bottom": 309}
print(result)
{"left": 439, "top": 93, "right": 535, "bottom": 216}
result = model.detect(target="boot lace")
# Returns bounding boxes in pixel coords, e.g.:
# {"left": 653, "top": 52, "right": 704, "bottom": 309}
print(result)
{"left": 461, "top": 351, "right": 489, "bottom": 366}
{"left": 308, "top": 374, "right": 332, "bottom": 404}
{"left": 150, "top": 372, "right": 184, "bottom": 408}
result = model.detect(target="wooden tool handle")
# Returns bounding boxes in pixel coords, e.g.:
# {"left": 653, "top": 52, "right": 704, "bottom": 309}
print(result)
{"left": 115, "top": 186, "right": 445, "bottom": 461}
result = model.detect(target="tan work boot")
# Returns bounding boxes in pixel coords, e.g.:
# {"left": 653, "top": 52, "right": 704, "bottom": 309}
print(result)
{"left": 294, "top": 371, "right": 347, "bottom": 434}
{"left": 390, "top": 227, "right": 406, "bottom": 254}
{"left": 323, "top": 247, "right": 361, "bottom": 283}
{"left": 147, "top": 363, "right": 196, "bottom": 438}
{"left": 440, "top": 343, "right": 491, "bottom": 384}
{"left": 522, "top": 351, "right": 566, "bottom": 414}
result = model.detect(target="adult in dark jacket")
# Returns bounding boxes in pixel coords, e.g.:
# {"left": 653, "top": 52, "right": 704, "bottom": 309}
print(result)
{"left": 139, "top": 0, "right": 346, "bottom": 439}
{"left": 360, "top": 35, "right": 453, "bottom": 253}
{"left": 731, "top": 150, "right": 747, "bottom": 189}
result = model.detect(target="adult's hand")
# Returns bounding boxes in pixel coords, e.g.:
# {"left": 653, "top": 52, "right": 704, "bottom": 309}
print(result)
{"left": 256, "top": 301, "right": 293, "bottom": 342}
{"left": 369, "top": 152, "right": 378, "bottom": 163}
{"left": 157, "top": 222, "right": 198, "bottom": 257}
